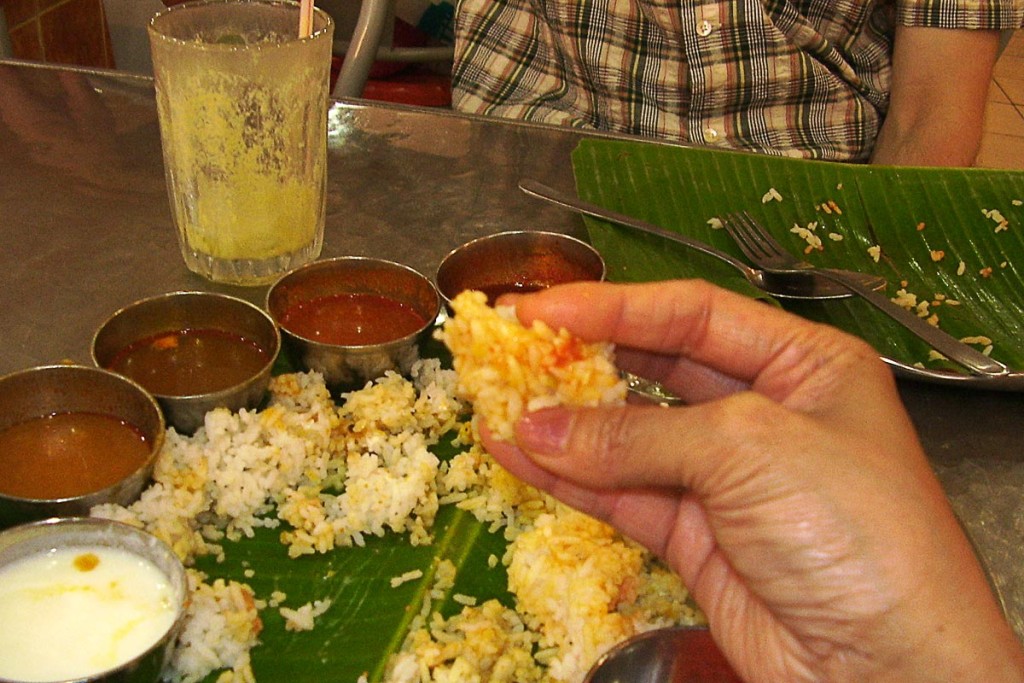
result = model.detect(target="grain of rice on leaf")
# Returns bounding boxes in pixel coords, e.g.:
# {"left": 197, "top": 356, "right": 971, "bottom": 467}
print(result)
{"left": 437, "top": 290, "right": 627, "bottom": 441}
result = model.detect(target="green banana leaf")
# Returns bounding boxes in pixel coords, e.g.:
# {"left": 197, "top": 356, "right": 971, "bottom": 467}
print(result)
{"left": 570, "top": 139, "right": 1024, "bottom": 377}
{"left": 194, "top": 339, "right": 504, "bottom": 680}
{"left": 194, "top": 429, "right": 512, "bottom": 682}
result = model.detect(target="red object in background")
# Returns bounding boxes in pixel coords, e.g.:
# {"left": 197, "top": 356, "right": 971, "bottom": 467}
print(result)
{"left": 329, "top": 56, "right": 342, "bottom": 92}
{"left": 362, "top": 67, "right": 452, "bottom": 108}
{"left": 330, "top": 17, "right": 452, "bottom": 108}
{"left": 367, "top": 18, "right": 427, "bottom": 79}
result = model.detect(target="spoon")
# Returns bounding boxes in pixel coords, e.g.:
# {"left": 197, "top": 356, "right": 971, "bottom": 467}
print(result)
{"left": 518, "top": 179, "right": 887, "bottom": 300}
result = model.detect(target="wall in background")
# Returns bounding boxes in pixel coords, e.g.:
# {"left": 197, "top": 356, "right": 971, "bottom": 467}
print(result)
{"left": 0, "top": 0, "right": 445, "bottom": 71}
{"left": 0, "top": 0, "right": 114, "bottom": 67}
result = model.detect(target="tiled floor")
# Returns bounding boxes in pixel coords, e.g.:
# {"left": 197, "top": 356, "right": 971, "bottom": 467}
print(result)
{"left": 980, "top": 31, "right": 1024, "bottom": 169}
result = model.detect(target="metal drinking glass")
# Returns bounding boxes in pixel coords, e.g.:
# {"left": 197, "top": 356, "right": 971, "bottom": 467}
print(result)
{"left": 148, "top": 0, "right": 334, "bottom": 286}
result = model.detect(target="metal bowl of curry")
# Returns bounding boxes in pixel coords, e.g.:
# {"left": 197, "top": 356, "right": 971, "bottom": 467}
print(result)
{"left": 91, "top": 291, "right": 280, "bottom": 435}
{"left": 266, "top": 256, "right": 440, "bottom": 387}
{"left": 0, "top": 364, "right": 165, "bottom": 529}
{"left": 434, "top": 230, "right": 606, "bottom": 307}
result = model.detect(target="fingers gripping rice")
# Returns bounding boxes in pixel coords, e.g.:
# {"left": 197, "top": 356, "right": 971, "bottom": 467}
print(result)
{"left": 436, "top": 290, "right": 627, "bottom": 440}
{"left": 419, "top": 292, "right": 701, "bottom": 682}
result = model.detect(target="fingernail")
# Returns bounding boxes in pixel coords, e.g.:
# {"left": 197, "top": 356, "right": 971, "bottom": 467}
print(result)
{"left": 517, "top": 408, "right": 573, "bottom": 457}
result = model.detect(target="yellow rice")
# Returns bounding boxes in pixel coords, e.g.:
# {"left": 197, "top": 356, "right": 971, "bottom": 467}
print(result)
{"left": 435, "top": 290, "right": 627, "bottom": 441}
{"left": 89, "top": 290, "right": 700, "bottom": 683}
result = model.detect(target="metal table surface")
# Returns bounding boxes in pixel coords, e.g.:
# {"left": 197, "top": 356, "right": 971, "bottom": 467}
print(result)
{"left": 2, "top": 59, "right": 1023, "bottom": 642}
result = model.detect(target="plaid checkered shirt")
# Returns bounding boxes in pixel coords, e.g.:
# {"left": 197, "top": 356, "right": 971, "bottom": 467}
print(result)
{"left": 451, "top": 0, "right": 1023, "bottom": 161}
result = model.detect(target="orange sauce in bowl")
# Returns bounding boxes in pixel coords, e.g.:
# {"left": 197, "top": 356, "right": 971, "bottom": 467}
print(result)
{"left": 0, "top": 412, "right": 151, "bottom": 499}
{"left": 280, "top": 293, "right": 428, "bottom": 345}
{"left": 108, "top": 328, "right": 270, "bottom": 396}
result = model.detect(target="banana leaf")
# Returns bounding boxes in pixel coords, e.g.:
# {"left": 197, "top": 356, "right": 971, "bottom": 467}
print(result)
{"left": 191, "top": 330, "right": 504, "bottom": 681}
{"left": 193, "top": 429, "right": 512, "bottom": 682}
{"left": 570, "top": 139, "right": 1024, "bottom": 378}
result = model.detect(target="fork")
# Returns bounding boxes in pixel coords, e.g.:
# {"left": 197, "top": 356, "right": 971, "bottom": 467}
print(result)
{"left": 723, "top": 211, "right": 1009, "bottom": 377}
{"left": 518, "top": 179, "right": 886, "bottom": 300}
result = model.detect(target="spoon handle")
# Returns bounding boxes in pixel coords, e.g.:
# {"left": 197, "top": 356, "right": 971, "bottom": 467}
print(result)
{"left": 819, "top": 268, "right": 1009, "bottom": 377}
{"left": 518, "top": 179, "right": 753, "bottom": 274}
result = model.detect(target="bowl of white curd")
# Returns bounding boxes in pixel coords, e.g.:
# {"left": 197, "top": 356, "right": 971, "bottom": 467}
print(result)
{"left": 0, "top": 517, "right": 186, "bottom": 683}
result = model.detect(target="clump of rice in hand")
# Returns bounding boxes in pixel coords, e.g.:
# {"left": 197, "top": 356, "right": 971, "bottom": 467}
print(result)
{"left": 437, "top": 290, "right": 627, "bottom": 441}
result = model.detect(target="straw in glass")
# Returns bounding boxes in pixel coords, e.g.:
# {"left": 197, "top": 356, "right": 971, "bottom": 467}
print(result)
{"left": 299, "top": 0, "right": 314, "bottom": 38}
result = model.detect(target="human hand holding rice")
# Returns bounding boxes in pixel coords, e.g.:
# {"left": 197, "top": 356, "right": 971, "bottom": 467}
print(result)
{"left": 440, "top": 281, "right": 1024, "bottom": 683}
{"left": 436, "top": 289, "right": 628, "bottom": 441}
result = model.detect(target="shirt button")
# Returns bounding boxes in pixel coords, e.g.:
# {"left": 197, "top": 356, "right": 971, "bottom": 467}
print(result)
{"left": 696, "top": 20, "right": 713, "bottom": 36}
{"left": 704, "top": 127, "right": 719, "bottom": 141}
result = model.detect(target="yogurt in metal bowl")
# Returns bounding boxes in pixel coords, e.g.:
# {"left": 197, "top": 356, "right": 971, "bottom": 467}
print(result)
{"left": 0, "top": 518, "right": 186, "bottom": 683}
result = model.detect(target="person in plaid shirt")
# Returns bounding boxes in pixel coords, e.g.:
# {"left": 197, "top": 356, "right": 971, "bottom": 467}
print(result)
{"left": 451, "top": 0, "right": 1022, "bottom": 165}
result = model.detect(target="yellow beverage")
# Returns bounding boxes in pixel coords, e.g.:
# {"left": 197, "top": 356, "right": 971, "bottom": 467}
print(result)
{"left": 150, "top": 0, "right": 334, "bottom": 285}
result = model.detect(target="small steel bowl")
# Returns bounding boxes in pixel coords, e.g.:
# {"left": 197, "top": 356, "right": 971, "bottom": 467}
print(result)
{"left": 0, "top": 365, "right": 165, "bottom": 530}
{"left": 584, "top": 626, "right": 742, "bottom": 683}
{"left": 435, "top": 230, "right": 606, "bottom": 306}
{"left": 0, "top": 517, "right": 187, "bottom": 683}
{"left": 92, "top": 291, "right": 281, "bottom": 435}
{"left": 266, "top": 257, "right": 441, "bottom": 387}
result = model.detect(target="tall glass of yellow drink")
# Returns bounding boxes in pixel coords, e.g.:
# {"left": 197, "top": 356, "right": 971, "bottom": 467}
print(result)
{"left": 148, "top": 0, "right": 334, "bottom": 285}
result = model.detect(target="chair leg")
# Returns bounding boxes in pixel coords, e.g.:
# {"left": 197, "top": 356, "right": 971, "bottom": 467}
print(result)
{"left": 332, "top": 0, "right": 392, "bottom": 98}
{"left": 998, "top": 29, "right": 1014, "bottom": 57}
{"left": 0, "top": 8, "right": 14, "bottom": 59}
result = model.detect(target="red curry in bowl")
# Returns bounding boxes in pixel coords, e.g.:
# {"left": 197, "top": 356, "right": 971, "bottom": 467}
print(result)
{"left": 434, "top": 230, "right": 606, "bottom": 307}
{"left": 277, "top": 292, "right": 429, "bottom": 347}
{"left": 91, "top": 291, "right": 280, "bottom": 434}
{"left": 107, "top": 328, "right": 271, "bottom": 397}
{"left": 266, "top": 257, "right": 440, "bottom": 386}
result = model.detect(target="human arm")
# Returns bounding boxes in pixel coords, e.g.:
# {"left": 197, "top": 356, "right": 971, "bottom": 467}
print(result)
{"left": 870, "top": 26, "right": 1001, "bottom": 166}
{"left": 479, "top": 280, "right": 1024, "bottom": 683}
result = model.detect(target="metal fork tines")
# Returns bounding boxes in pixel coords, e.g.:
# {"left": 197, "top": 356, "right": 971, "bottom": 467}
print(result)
{"left": 723, "top": 211, "right": 1009, "bottom": 378}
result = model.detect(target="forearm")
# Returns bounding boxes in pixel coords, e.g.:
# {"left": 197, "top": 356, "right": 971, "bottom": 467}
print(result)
{"left": 870, "top": 27, "right": 1001, "bottom": 167}
{"left": 872, "top": 107, "right": 985, "bottom": 167}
